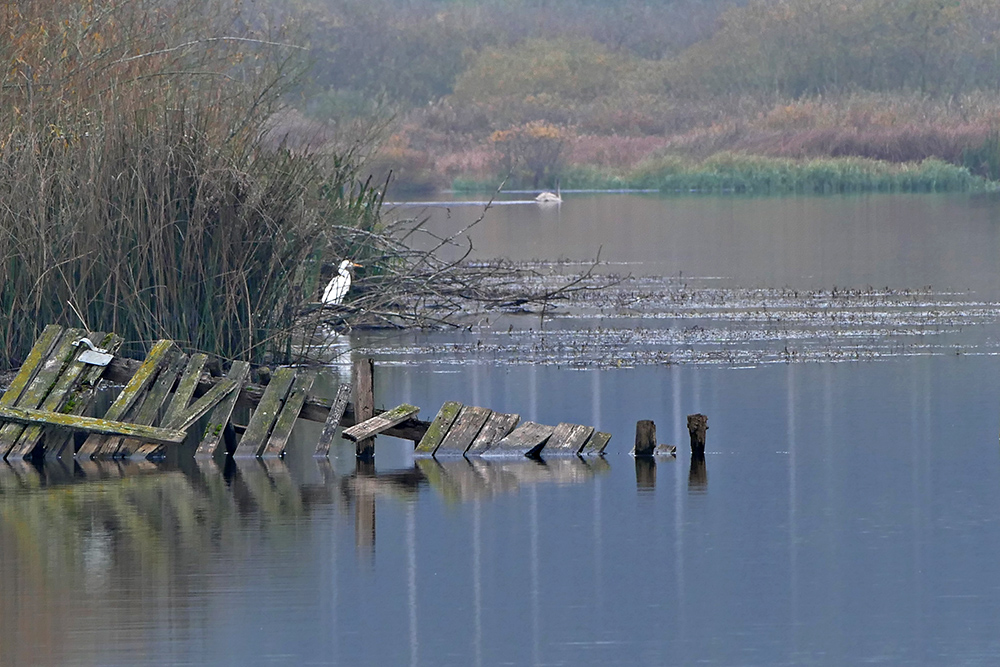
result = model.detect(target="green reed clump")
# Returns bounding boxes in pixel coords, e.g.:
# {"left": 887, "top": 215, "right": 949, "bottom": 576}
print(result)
{"left": 0, "top": 0, "right": 381, "bottom": 367}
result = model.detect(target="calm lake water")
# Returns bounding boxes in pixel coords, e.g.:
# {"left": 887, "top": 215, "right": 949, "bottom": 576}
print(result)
{"left": 5, "top": 192, "right": 1000, "bottom": 666}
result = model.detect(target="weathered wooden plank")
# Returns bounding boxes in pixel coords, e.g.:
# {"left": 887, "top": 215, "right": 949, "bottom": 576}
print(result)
{"left": 545, "top": 423, "right": 595, "bottom": 456}
{"left": 0, "top": 328, "right": 85, "bottom": 458}
{"left": 314, "top": 383, "right": 351, "bottom": 457}
{"left": 261, "top": 371, "right": 317, "bottom": 458}
{"left": 580, "top": 430, "right": 612, "bottom": 456}
{"left": 112, "top": 349, "right": 186, "bottom": 458}
{"left": 162, "top": 353, "right": 208, "bottom": 427}
{"left": 0, "top": 406, "right": 187, "bottom": 444}
{"left": 485, "top": 421, "right": 554, "bottom": 458}
{"left": 45, "top": 333, "right": 124, "bottom": 460}
{"left": 354, "top": 358, "right": 375, "bottom": 459}
{"left": 342, "top": 404, "right": 420, "bottom": 442}
{"left": 194, "top": 361, "right": 251, "bottom": 458}
{"left": 164, "top": 377, "right": 239, "bottom": 432}
{"left": 435, "top": 406, "right": 492, "bottom": 457}
{"left": 465, "top": 412, "right": 520, "bottom": 456}
{"left": 0, "top": 324, "right": 63, "bottom": 408}
{"left": 76, "top": 339, "right": 176, "bottom": 458}
{"left": 232, "top": 367, "right": 296, "bottom": 458}
{"left": 413, "top": 401, "right": 462, "bottom": 456}
{"left": 9, "top": 331, "right": 108, "bottom": 460}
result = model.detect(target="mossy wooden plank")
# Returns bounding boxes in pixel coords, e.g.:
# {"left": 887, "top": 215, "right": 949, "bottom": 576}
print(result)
{"left": 164, "top": 377, "right": 238, "bottom": 432}
{"left": 45, "top": 333, "right": 124, "bottom": 459}
{"left": 342, "top": 403, "right": 420, "bottom": 442}
{"left": 485, "top": 421, "right": 554, "bottom": 458}
{"left": 314, "top": 383, "right": 352, "bottom": 457}
{"left": 465, "top": 412, "right": 520, "bottom": 456}
{"left": 8, "top": 331, "right": 108, "bottom": 460}
{"left": 545, "top": 423, "right": 595, "bottom": 455}
{"left": 261, "top": 371, "right": 317, "bottom": 458}
{"left": 194, "top": 362, "right": 251, "bottom": 458}
{"left": 435, "top": 406, "right": 492, "bottom": 457}
{"left": 233, "top": 367, "right": 296, "bottom": 458}
{"left": 0, "top": 324, "right": 63, "bottom": 408}
{"left": 0, "top": 406, "right": 186, "bottom": 444}
{"left": 414, "top": 401, "right": 462, "bottom": 456}
{"left": 580, "top": 430, "right": 612, "bottom": 455}
{"left": 76, "top": 339, "right": 176, "bottom": 458}
{"left": 0, "top": 328, "right": 84, "bottom": 458}
{"left": 112, "top": 349, "right": 186, "bottom": 458}
{"left": 162, "top": 353, "right": 208, "bottom": 427}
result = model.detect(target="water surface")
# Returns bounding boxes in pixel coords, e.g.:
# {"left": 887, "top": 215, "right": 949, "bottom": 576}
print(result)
{"left": 5, "top": 192, "right": 1000, "bottom": 666}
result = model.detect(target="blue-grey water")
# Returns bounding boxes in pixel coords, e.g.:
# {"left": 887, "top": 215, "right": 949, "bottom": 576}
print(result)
{"left": 5, "top": 192, "right": 1000, "bottom": 666}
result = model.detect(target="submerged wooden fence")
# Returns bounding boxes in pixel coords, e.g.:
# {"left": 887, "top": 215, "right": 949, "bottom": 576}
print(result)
{"left": 0, "top": 325, "right": 610, "bottom": 461}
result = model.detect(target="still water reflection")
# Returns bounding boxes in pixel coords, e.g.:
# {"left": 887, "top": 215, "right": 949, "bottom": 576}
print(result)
{"left": 5, "top": 193, "right": 1000, "bottom": 666}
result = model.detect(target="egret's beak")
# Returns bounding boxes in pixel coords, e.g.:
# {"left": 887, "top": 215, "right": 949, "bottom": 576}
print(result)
{"left": 352, "top": 262, "right": 362, "bottom": 268}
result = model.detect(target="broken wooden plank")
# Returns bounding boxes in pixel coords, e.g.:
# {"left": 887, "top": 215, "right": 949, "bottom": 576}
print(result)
{"left": 194, "top": 361, "right": 251, "bottom": 459}
{"left": 314, "top": 383, "right": 351, "bottom": 457}
{"left": 0, "top": 406, "right": 187, "bottom": 444}
{"left": 232, "top": 367, "right": 296, "bottom": 458}
{"left": 261, "top": 371, "right": 317, "bottom": 458}
{"left": 435, "top": 406, "right": 492, "bottom": 457}
{"left": 485, "top": 421, "right": 554, "bottom": 458}
{"left": 111, "top": 349, "right": 186, "bottom": 458}
{"left": 545, "top": 423, "right": 595, "bottom": 456}
{"left": 465, "top": 412, "right": 520, "bottom": 456}
{"left": 164, "top": 377, "right": 239, "bottom": 432}
{"left": 580, "top": 430, "right": 612, "bottom": 456}
{"left": 162, "top": 353, "right": 208, "bottom": 427}
{"left": 342, "top": 403, "right": 420, "bottom": 442}
{"left": 0, "top": 328, "right": 85, "bottom": 458}
{"left": 8, "top": 330, "right": 108, "bottom": 460}
{"left": 0, "top": 324, "right": 64, "bottom": 408}
{"left": 44, "top": 333, "right": 124, "bottom": 460}
{"left": 76, "top": 339, "right": 176, "bottom": 458}
{"left": 413, "top": 401, "right": 462, "bottom": 456}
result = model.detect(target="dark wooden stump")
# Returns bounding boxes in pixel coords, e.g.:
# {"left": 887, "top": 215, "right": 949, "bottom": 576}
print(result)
{"left": 687, "top": 413, "right": 708, "bottom": 456}
{"left": 354, "top": 358, "right": 375, "bottom": 460}
{"left": 634, "top": 419, "right": 656, "bottom": 457}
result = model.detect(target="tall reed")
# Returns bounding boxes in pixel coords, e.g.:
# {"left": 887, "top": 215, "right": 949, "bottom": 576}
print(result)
{"left": 0, "top": 0, "right": 379, "bottom": 367}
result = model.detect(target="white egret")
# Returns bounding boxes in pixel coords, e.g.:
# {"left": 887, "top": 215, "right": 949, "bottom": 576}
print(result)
{"left": 322, "top": 260, "right": 361, "bottom": 305}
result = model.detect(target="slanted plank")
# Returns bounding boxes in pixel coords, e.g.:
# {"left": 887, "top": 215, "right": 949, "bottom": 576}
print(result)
{"left": 232, "top": 367, "right": 296, "bottom": 458}
{"left": 0, "top": 328, "right": 85, "bottom": 458}
{"left": 261, "top": 371, "right": 317, "bottom": 458}
{"left": 545, "top": 423, "right": 595, "bottom": 456}
{"left": 413, "top": 401, "right": 462, "bottom": 456}
{"left": 0, "top": 325, "right": 63, "bottom": 407}
{"left": 0, "top": 406, "right": 187, "bottom": 444}
{"left": 9, "top": 331, "right": 108, "bottom": 460}
{"left": 131, "top": 377, "right": 239, "bottom": 460}
{"left": 485, "top": 421, "right": 554, "bottom": 458}
{"left": 580, "top": 430, "right": 612, "bottom": 455}
{"left": 45, "top": 333, "right": 124, "bottom": 459}
{"left": 112, "top": 349, "right": 186, "bottom": 458}
{"left": 435, "top": 406, "right": 491, "bottom": 457}
{"left": 194, "top": 361, "right": 251, "bottom": 458}
{"left": 76, "top": 339, "right": 176, "bottom": 458}
{"left": 342, "top": 403, "right": 420, "bottom": 442}
{"left": 314, "top": 383, "right": 352, "bottom": 457}
{"left": 465, "top": 412, "right": 520, "bottom": 456}
{"left": 162, "top": 353, "right": 208, "bottom": 427}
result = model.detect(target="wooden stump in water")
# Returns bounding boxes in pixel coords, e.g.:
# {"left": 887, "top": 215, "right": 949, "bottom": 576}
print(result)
{"left": 354, "top": 358, "right": 375, "bottom": 460}
{"left": 634, "top": 419, "right": 656, "bottom": 457}
{"left": 687, "top": 413, "right": 708, "bottom": 456}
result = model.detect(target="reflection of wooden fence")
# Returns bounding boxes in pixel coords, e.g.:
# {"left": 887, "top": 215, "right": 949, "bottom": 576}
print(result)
{"left": 0, "top": 326, "right": 610, "bottom": 461}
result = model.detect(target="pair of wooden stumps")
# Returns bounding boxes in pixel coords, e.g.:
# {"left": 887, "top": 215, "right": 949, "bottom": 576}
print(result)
{"left": 633, "top": 414, "right": 707, "bottom": 458}
{"left": 634, "top": 414, "right": 709, "bottom": 490}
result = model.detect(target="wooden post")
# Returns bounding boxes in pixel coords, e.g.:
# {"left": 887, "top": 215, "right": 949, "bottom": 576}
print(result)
{"left": 354, "top": 358, "right": 375, "bottom": 460}
{"left": 687, "top": 413, "right": 708, "bottom": 456}
{"left": 633, "top": 419, "right": 655, "bottom": 457}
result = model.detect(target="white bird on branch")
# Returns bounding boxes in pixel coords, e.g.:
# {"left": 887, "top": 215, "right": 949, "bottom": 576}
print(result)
{"left": 322, "top": 260, "right": 362, "bottom": 305}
